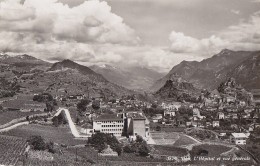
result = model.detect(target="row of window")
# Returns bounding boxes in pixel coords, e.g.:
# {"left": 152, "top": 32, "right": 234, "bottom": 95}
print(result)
{"left": 102, "top": 128, "right": 123, "bottom": 132}
{"left": 98, "top": 120, "right": 123, "bottom": 123}
{"left": 101, "top": 125, "right": 123, "bottom": 128}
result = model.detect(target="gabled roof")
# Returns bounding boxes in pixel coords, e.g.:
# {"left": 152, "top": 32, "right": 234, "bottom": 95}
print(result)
{"left": 231, "top": 133, "right": 247, "bottom": 138}
{"left": 211, "top": 89, "right": 220, "bottom": 96}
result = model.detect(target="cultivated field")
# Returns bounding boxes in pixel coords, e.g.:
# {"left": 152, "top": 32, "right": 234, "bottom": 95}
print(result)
{"left": 150, "top": 131, "right": 197, "bottom": 146}
{"left": 2, "top": 124, "right": 86, "bottom": 145}
{"left": 0, "top": 110, "right": 43, "bottom": 125}
{"left": 150, "top": 132, "right": 180, "bottom": 145}
{"left": 151, "top": 145, "right": 188, "bottom": 156}
{"left": 173, "top": 134, "right": 198, "bottom": 147}
{"left": 0, "top": 135, "right": 27, "bottom": 166}
{"left": 66, "top": 146, "right": 165, "bottom": 163}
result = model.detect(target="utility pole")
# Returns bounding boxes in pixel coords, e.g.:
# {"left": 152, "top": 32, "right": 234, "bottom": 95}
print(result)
{"left": 75, "top": 147, "right": 78, "bottom": 162}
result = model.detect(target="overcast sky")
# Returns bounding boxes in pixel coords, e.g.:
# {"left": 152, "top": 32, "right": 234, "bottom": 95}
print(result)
{"left": 0, "top": 0, "right": 260, "bottom": 72}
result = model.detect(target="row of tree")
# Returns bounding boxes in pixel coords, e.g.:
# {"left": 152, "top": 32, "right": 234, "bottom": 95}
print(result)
{"left": 33, "top": 93, "right": 57, "bottom": 112}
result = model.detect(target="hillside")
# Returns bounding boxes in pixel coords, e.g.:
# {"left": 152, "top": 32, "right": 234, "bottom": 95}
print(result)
{"left": 152, "top": 49, "right": 260, "bottom": 91}
{"left": 0, "top": 53, "right": 51, "bottom": 97}
{"left": 18, "top": 59, "right": 133, "bottom": 98}
{"left": 90, "top": 64, "right": 164, "bottom": 91}
{"left": 227, "top": 52, "right": 260, "bottom": 90}
{"left": 0, "top": 53, "right": 48, "bottom": 65}
{"left": 0, "top": 53, "right": 51, "bottom": 76}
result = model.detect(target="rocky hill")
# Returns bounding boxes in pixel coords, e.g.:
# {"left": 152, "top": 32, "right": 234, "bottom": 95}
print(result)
{"left": 152, "top": 49, "right": 260, "bottom": 91}
{"left": 50, "top": 59, "right": 98, "bottom": 76}
{"left": 217, "top": 77, "right": 251, "bottom": 102}
{"left": 154, "top": 74, "right": 199, "bottom": 102}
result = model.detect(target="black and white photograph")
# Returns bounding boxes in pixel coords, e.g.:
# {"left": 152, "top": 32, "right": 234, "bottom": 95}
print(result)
{"left": 0, "top": 0, "right": 260, "bottom": 165}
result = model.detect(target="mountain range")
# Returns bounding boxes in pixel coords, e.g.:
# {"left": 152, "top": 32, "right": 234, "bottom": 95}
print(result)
{"left": 0, "top": 54, "right": 132, "bottom": 99}
{"left": 151, "top": 49, "right": 260, "bottom": 92}
{"left": 90, "top": 64, "right": 164, "bottom": 91}
{"left": 1, "top": 48, "right": 260, "bottom": 100}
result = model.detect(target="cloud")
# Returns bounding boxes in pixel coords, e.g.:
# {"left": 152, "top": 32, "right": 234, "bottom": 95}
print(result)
{"left": 169, "top": 31, "right": 228, "bottom": 56}
{"left": 0, "top": 0, "right": 139, "bottom": 45}
{"left": 0, "top": 0, "right": 150, "bottom": 69}
{"left": 0, "top": 0, "right": 35, "bottom": 21}
{"left": 169, "top": 10, "right": 260, "bottom": 57}
{"left": 231, "top": 9, "right": 240, "bottom": 15}
{"left": 87, "top": 44, "right": 202, "bottom": 73}
{"left": 1, "top": 0, "right": 259, "bottom": 73}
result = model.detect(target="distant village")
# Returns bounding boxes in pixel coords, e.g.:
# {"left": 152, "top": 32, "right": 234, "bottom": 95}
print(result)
{"left": 1, "top": 77, "right": 260, "bottom": 147}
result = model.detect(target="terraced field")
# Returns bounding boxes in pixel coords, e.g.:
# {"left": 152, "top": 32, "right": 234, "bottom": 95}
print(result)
{"left": 0, "top": 135, "right": 27, "bottom": 165}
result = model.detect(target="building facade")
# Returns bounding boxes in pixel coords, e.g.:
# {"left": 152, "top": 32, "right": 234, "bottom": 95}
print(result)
{"left": 93, "top": 111, "right": 150, "bottom": 138}
{"left": 230, "top": 133, "right": 247, "bottom": 145}
{"left": 93, "top": 114, "right": 124, "bottom": 137}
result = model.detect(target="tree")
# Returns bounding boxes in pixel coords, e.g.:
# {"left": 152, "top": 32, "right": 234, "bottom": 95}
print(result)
{"left": 151, "top": 103, "right": 157, "bottom": 109}
{"left": 135, "top": 135, "right": 143, "bottom": 143}
{"left": 33, "top": 93, "right": 54, "bottom": 102}
{"left": 218, "top": 82, "right": 226, "bottom": 93}
{"left": 143, "top": 107, "right": 164, "bottom": 117}
{"left": 77, "top": 99, "right": 91, "bottom": 113}
{"left": 52, "top": 112, "right": 67, "bottom": 127}
{"left": 27, "top": 135, "right": 46, "bottom": 151}
{"left": 46, "top": 141, "right": 55, "bottom": 153}
{"left": 138, "top": 142, "right": 150, "bottom": 156}
{"left": 178, "top": 106, "right": 193, "bottom": 116}
{"left": 88, "top": 133, "right": 122, "bottom": 155}
{"left": 46, "top": 101, "right": 56, "bottom": 112}
{"left": 123, "top": 145, "right": 135, "bottom": 153}
{"left": 26, "top": 116, "right": 30, "bottom": 122}
{"left": 123, "top": 135, "right": 150, "bottom": 156}
{"left": 92, "top": 100, "right": 100, "bottom": 110}
{"left": 52, "top": 116, "right": 59, "bottom": 127}
{"left": 254, "top": 127, "right": 260, "bottom": 136}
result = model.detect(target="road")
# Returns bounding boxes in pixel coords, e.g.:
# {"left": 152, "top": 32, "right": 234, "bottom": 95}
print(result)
{"left": 0, "top": 121, "right": 29, "bottom": 133}
{"left": 54, "top": 107, "right": 89, "bottom": 138}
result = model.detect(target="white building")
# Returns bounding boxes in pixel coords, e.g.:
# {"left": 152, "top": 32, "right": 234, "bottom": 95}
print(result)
{"left": 93, "top": 114, "right": 124, "bottom": 137}
{"left": 213, "top": 121, "right": 220, "bottom": 127}
{"left": 230, "top": 133, "right": 248, "bottom": 145}
{"left": 164, "top": 109, "right": 176, "bottom": 117}
{"left": 93, "top": 111, "right": 149, "bottom": 138}
{"left": 218, "top": 112, "right": 225, "bottom": 119}
{"left": 193, "top": 108, "right": 200, "bottom": 117}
